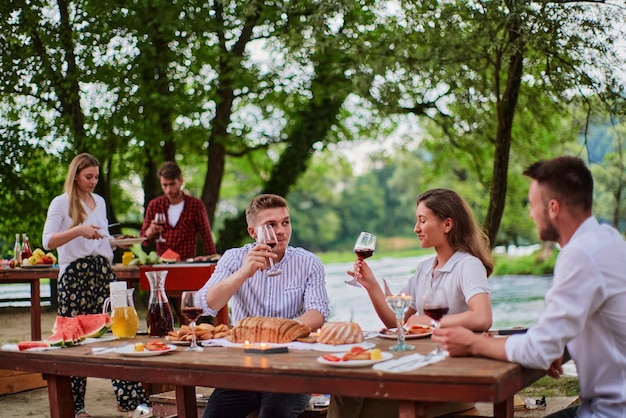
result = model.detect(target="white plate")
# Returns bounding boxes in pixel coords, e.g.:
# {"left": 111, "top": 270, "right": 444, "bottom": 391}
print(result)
{"left": 378, "top": 327, "right": 432, "bottom": 340}
{"left": 115, "top": 344, "right": 176, "bottom": 356}
{"left": 317, "top": 351, "right": 393, "bottom": 367}
{"left": 114, "top": 237, "right": 146, "bottom": 245}
{"left": 310, "top": 341, "right": 375, "bottom": 352}
{"left": 167, "top": 340, "right": 191, "bottom": 346}
{"left": 21, "top": 264, "right": 55, "bottom": 269}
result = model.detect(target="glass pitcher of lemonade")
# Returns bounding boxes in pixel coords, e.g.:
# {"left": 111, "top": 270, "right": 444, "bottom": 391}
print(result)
{"left": 103, "top": 283, "right": 139, "bottom": 338}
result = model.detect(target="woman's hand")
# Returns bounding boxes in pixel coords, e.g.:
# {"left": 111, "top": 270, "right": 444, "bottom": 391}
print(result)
{"left": 347, "top": 260, "right": 377, "bottom": 289}
{"left": 79, "top": 224, "right": 103, "bottom": 240}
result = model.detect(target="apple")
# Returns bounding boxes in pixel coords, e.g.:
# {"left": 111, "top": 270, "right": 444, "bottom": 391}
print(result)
{"left": 46, "top": 252, "right": 57, "bottom": 264}
{"left": 42, "top": 255, "right": 54, "bottom": 264}
{"left": 28, "top": 255, "right": 38, "bottom": 265}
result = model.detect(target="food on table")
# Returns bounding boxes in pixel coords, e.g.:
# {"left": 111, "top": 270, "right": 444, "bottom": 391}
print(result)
{"left": 321, "top": 347, "right": 383, "bottom": 362}
{"left": 17, "top": 314, "right": 112, "bottom": 349}
{"left": 17, "top": 341, "right": 51, "bottom": 351}
{"left": 408, "top": 325, "right": 431, "bottom": 335}
{"left": 22, "top": 248, "right": 56, "bottom": 266}
{"left": 228, "top": 316, "right": 310, "bottom": 344}
{"left": 160, "top": 249, "right": 180, "bottom": 263}
{"left": 318, "top": 321, "right": 364, "bottom": 345}
{"left": 144, "top": 340, "right": 170, "bottom": 351}
{"left": 165, "top": 323, "right": 231, "bottom": 342}
{"left": 134, "top": 343, "right": 145, "bottom": 352}
{"left": 45, "top": 314, "right": 112, "bottom": 347}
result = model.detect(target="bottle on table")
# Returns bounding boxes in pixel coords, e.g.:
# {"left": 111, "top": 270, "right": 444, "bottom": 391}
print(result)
{"left": 13, "top": 233, "right": 22, "bottom": 268}
{"left": 21, "top": 233, "right": 32, "bottom": 260}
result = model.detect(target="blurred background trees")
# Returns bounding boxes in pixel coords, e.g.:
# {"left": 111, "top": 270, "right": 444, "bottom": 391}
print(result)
{"left": 1, "top": 0, "right": 625, "bottom": 256}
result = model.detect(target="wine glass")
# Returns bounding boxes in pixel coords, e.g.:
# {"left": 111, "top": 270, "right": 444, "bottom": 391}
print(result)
{"left": 180, "top": 291, "right": 204, "bottom": 352}
{"left": 256, "top": 224, "right": 282, "bottom": 277}
{"left": 385, "top": 293, "right": 415, "bottom": 351}
{"left": 154, "top": 213, "right": 166, "bottom": 243}
{"left": 345, "top": 231, "right": 376, "bottom": 287}
{"left": 423, "top": 286, "right": 449, "bottom": 355}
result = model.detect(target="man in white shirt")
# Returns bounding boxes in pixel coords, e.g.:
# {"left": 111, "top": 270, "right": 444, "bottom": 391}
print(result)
{"left": 433, "top": 156, "right": 626, "bottom": 418}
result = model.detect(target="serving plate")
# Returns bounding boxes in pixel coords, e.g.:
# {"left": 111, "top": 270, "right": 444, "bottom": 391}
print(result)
{"left": 115, "top": 344, "right": 176, "bottom": 356}
{"left": 114, "top": 237, "right": 146, "bottom": 245}
{"left": 310, "top": 341, "right": 375, "bottom": 352}
{"left": 21, "top": 264, "right": 54, "bottom": 269}
{"left": 378, "top": 327, "right": 432, "bottom": 340}
{"left": 317, "top": 351, "right": 393, "bottom": 367}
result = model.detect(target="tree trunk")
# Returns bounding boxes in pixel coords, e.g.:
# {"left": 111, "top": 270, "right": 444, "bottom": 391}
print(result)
{"left": 484, "top": 4, "right": 525, "bottom": 248}
{"left": 217, "top": 53, "right": 351, "bottom": 250}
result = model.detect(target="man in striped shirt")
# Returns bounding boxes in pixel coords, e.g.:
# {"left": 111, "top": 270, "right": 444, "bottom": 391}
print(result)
{"left": 198, "top": 193, "right": 330, "bottom": 418}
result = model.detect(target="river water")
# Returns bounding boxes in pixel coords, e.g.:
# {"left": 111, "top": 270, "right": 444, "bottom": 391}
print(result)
{"left": 0, "top": 255, "right": 553, "bottom": 329}
{"left": 325, "top": 255, "right": 552, "bottom": 330}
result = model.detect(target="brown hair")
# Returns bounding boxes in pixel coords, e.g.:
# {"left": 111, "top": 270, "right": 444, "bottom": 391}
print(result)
{"left": 418, "top": 188, "right": 494, "bottom": 276}
{"left": 157, "top": 161, "right": 182, "bottom": 180}
{"left": 523, "top": 156, "right": 593, "bottom": 213}
{"left": 245, "top": 194, "right": 288, "bottom": 226}
{"left": 64, "top": 153, "right": 100, "bottom": 228}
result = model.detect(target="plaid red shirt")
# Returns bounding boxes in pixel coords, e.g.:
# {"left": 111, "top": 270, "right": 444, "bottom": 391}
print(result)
{"left": 140, "top": 194, "right": 216, "bottom": 260}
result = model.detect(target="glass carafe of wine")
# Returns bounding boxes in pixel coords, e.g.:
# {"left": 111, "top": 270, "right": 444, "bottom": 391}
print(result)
{"left": 145, "top": 270, "right": 174, "bottom": 337}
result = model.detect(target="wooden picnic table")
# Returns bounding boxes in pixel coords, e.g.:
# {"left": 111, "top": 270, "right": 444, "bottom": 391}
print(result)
{"left": 0, "top": 263, "right": 222, "bottom": 341}
{"left": 0, "top": 336, "right": 545, "bottom": 418}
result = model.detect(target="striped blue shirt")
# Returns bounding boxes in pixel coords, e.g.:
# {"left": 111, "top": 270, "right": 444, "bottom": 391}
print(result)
{"left": 198, "top": 244, "right": 330, "bottom": 324}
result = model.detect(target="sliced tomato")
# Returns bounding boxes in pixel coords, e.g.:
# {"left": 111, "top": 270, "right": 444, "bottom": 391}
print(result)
{"left": 321, "top": 354, "right": 341, "bottom": 362}
{"left": 145, "top": 341, "right": 170, "bottom": 351}
{"left": 348, "top": 346, "right": 366, "bottom": 354}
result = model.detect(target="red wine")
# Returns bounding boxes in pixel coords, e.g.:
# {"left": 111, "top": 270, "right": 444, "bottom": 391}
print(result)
{"left": 182, "top": 307, "right": 203, "bottom": 322}
{"left": 424, "top": 307, "right": 449, "bottom": 321}
{"left": 266, "top": 241, "right": 277, "bottom": 249}
{"left": 354, "top": 248, "right": 374, "bottom": 259}
{"left": 146, "top": 302, "right": 174, "bottom": 337}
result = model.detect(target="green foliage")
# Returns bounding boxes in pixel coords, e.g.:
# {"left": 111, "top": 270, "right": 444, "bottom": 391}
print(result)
{"left": 493, "top": 249, "right": 558, "bottom": 276}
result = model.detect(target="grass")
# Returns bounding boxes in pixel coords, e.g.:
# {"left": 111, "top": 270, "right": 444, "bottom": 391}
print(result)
{"left": 519, "top": 376, "right": 580, "bottom": 398}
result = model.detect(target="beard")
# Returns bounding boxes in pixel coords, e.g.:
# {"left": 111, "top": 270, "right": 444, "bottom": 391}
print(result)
{"left": 538, "top": 207, "right": 559, "bottom": 242}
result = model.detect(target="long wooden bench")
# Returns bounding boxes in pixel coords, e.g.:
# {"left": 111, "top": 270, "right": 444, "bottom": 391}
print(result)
{"left": 150, "top": 387, "right": 328, "bottom": 418}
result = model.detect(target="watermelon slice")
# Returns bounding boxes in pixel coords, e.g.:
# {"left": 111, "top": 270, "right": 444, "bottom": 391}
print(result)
{"left": 77, "top": 313, "right": 112, "bottom": 338}
{"left": 44, "top": 314, "right": 112, "bottom": 347}
{"left": 17, "top": 341, "right": 50, "bottom": 351}
{"left": 160, "top": 249, "right": 180, "bottom": 262}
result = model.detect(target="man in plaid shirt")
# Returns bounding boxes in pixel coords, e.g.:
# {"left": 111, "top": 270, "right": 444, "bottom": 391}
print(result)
{"left": 140, "top": 161, "right": 216, "bottom": 260}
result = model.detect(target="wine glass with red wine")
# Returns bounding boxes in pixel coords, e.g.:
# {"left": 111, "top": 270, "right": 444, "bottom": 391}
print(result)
{"left": 423, "top": 286, "right": 449, "bottom": 355}
{"left": 180, "top": 291, "right": 204, "bottom": 352}
{"left": 154, "top": 213, "right": 166, "bottom": 243}
{"left": 345, "top": 231, "right": 376, "bottom": 287}
{"left": 256, "top": 225, "right": 282, "bottom": 277}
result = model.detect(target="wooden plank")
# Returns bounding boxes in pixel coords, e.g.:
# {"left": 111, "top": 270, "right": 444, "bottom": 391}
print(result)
{"left": 0, "top": 370, "right": 46, "bottom": 394}
{"left": 451, "top": 397, "right": 580, "bottom": 418}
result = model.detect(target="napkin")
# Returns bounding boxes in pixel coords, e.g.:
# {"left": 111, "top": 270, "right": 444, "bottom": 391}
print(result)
{"left": 373, "top": 350, "right": 447, "bottom": 373}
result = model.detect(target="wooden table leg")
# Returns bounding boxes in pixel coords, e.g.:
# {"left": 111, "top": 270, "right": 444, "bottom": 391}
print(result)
{"left": 175, "top": 385, "right": 198, "bottom": 418}
{"left": 494, "top": 397, "right": 514, "bottom": 418}
{"left": 399, "top": 400, "right": 428, "bottom": 418}
{"left": 45, "top": 374, "right": 74, "bottom": 418}
{"left": 30, "top": 279, "right": 42, "bottom": 341}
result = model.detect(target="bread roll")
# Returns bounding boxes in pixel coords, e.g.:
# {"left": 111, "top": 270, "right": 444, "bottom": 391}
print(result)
{"left": 229, "top": 316, "right": 310, "bottom": 343}
{"left": 318, "top": 321, "right": 364, "bottom": 345}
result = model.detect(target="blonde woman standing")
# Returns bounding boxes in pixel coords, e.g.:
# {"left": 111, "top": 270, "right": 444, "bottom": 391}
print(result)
{"left": 43, "top": 153, "right": 150, "bottom": 418}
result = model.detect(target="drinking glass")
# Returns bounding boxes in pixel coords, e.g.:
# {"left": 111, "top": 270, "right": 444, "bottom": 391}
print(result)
{"left": 154, "top": 213, "right": 166, "bottom": 243}
{"left": 385, "top": 294, "right": 415, "bottom": 351}
{"left": 180, "top": 291, "right": 203, "bottom": 351}
{"left": 423, "top": 286, "right": 449, "bottom": 355}
{"left": 256, "top": 225, "right": 281, "bottom": 277}
{"left": 345, "top": 231, "right": 376, "bottom": 287}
